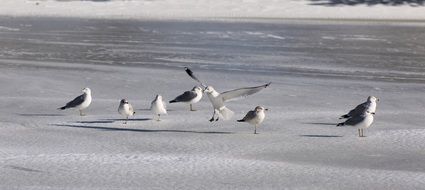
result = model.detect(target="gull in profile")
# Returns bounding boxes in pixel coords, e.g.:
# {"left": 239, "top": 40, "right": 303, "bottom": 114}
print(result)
{"left": 337, "top": 111, "right": 375, "bottom": 137}
{"left": 238, "top": 106, "right": 268, "bottom": 134}
{"left": 151, "top": 95, "right": 167, "bottom": 121}
{"left": 184, "top": 67, "right": 271, "bottom": 122}
{"left": 169, "top": 86, "right": 203, "bottom": 111}
{"left": 58, "top": 87, "right": 92, "bottom": 116}
{"left": 118, "top": 99, "right": 135, "bottom": 124}
{"left": 339, "top": 96, "right": 379, "bottom": 119}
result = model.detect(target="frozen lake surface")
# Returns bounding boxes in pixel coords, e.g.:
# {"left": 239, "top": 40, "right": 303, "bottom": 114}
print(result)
{"left": 0, "top": 17, "right": 425, "bottom": 189}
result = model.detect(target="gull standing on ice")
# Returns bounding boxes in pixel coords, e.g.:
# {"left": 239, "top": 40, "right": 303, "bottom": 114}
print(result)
{"left": 58, "top": 87, "right": 92, "bottom": 116}
{"left": 238, "top": 106, "right": 268, "bottom": 134}
{"left": 339, "top": 96, "right": 379, "bottom": 119}
{"left": 169, "top": 86, "right": 203, "bottom": 111}
{"left": 184, "top": 67, "right": 271, "bottom": 122}
{"left": 337, "top": 111, "right": 375, "bottom": 137}
{"left": 118, "top": 99, "right": 135, "bottom": 124}
{"left": 151, "top": 95, "right": 167, "bottom": 121}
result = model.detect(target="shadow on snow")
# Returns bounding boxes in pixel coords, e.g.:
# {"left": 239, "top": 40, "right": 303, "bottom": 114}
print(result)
{"left": 53, "top": 124, "right": 235, "bottom": 134}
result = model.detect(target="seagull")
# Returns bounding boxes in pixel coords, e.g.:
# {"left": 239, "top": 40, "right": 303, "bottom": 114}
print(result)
{"left": 339, "top": 96, "right": 379, "bottom": 119}
{"left": 238, "top": 106, "right": 268, "bottom": 134}
{"left": 58, "top": 87, "right": 92, "bottom": 116}
{"left": 118, "top": 99, "right": 135, "bottom": 124}
{"left": 337, "top": 111, "right": 375, "bottom": 137}
{"left": 204, "top": 84, "right": 271, "bottom": 122}
{"left": 169, "top": 86, "right": 203, "bottom": 111}
{"left": 184, "top": 67, "right": 271, "bottom": 122}
{"left": 150, "top": 95, "right": 167, "bottom": 121}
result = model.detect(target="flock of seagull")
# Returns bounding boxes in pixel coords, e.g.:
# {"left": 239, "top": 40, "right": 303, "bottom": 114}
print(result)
{"left": 57, "top": 67, "right": 379, "bottom": 136}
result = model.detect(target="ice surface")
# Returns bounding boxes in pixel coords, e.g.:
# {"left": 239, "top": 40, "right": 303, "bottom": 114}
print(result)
{"left": 0, "top": 18, "right": 425, "bottom": 189}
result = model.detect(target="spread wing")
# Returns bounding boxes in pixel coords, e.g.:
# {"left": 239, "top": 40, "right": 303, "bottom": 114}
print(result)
{"left": 220, "top": 82, "right": 271, "bottom": 102}
{"left": 59, "top": 94, "right": 85, "bottom": 109}
{"left": 171, "top": 91, "right": 197, "bottom": 102}
{"left": 185, "top": 67, "right": 207, "bottom": 88}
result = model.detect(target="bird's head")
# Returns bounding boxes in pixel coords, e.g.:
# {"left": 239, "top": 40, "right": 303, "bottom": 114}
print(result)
{"left": 367, "top": 96, "right": 379, "bottom": 102}
{"left": 255, "top": 106, "right": 268, "bottom": 112}
{"left": 204, "top": 86, "right": 215, "bottom": 93}
{"left": 120, "top": 99, "right": 129, "bottom": 104}
{"left": 82, "top": 87, "right": 91, "bottom": 94}
{"left": 192, "top": 86, "right": 203, "bottom": 93}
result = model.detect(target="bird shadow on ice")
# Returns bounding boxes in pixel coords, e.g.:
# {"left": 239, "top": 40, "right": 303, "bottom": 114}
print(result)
{"left": 303, "top": 122, "right": 338, "bottom": 126}
{"left": 75, "top": 118, "right": 152, "bottom": 124}
{"left": 18, "top": 113, "right": 66, "bottom": 117}
{"left": 300, "top": 135, "right": 343, "bottom": 138}
{"left": 5, "top": 165, "right": 43, "bottom": 173}
{"left": 53, "top": 124, "right": 234, "bottom": 134}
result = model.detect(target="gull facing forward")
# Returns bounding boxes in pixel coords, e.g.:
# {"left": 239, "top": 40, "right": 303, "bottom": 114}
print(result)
{"left": 118, "top": 99, "right": 135, "bottom": 124}
{"left": 151, "top": 94, "right": 167, "bottom": 121}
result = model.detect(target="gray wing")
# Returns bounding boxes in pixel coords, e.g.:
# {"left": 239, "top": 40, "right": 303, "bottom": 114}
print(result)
{"left": 347, "top": 102, "right": 368, "bottom": 116}
{"left": 344, "top": 115, "right": 365, "bottom": 126}
{"left": 59, "top": 94, "right": 85, "bottom": 109}
{"left": 171, "top": 91, "right": 197, "bottom": 102}
{"left": 220, "top": 82, "right": 271, "bottom": 102}
{"left": 242, "top": 110, "right": 257, "bottom": 122}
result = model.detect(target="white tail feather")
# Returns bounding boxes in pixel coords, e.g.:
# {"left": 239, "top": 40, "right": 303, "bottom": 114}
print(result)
{"left": 219, "top": 107, "right": 234, "bottom": 120}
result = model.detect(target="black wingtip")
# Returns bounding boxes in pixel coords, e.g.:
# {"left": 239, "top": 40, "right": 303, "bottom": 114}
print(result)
{"left": 169, "top": 100, "right": 176, "bottom": 103}
{"left": 339, "top": 114, "right": 349, "bottom": 119}
{"left": 58, "top": 106, "right": 66, "bottom": 110}
{"left": 336, "top": 123, "right": 344, "bottom": 127}
{"left": 185, "top": 67, "right": 193, "bottom": 75}
{"left": 237, "top": 119, "right": 245, "bottom": 122}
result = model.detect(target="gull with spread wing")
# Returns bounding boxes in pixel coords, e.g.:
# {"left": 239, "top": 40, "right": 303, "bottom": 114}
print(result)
{"left": 184, "top": 67, "right": 271, "bottom": 122}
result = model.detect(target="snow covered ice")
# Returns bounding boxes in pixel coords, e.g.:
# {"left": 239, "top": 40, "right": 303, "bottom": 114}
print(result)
{"left": 0, "top": 5, "right": 425, "bottom": 190}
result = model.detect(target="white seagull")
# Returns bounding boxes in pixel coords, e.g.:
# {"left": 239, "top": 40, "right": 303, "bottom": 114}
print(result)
{"left": 184, "top": 67, "right": 271, "bottom": 122}
{"left": 169, "top": 86, "right": 203, "bottom": 111}
{"left": 238, "top": 106, "right": 268, "bottom": 134}
{"left": 58, "top": 87, "right": 92, "bottom": 116}
{"left": 150, "top": 94, "right": 167, "bottom": 121}
{"left": 118, "top": 99, "right": 135, "bottom": 124}
{"left": 339, "top": 96, "right": 379, "bottom": 119}
{"left": 337, "top": 110, "right": 375, "bottom": 137}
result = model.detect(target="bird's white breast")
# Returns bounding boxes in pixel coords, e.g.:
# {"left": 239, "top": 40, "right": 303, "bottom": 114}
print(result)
{"left": 358, "top": 115, "right": 374, "bottom": 129}
{"left": 207, "top": 91, "right": 223, "bottom": 110}
{"left": 190, "top": 90, "right": 203, "bottom": 104}
{"left": 152, "top": 100, "right": 167, "bottom": 114}
{"left": 119, "top": 104, "right": 133, "bottom": 116}
{"left": 78, "top": 94, "right": 92, "bottom": 110}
